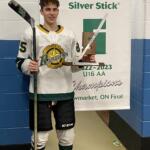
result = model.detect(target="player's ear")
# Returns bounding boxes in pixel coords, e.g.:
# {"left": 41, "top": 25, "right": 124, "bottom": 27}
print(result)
{"left": 40, "top": 9, "right": 43, "bottom": 16}
{"left": 57, "top": 8, "right": 59, "bottom": 13}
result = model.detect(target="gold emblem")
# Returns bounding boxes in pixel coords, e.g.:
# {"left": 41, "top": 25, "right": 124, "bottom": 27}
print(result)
{"left": 41, "top": 44, "right": 68, "bottom": 69}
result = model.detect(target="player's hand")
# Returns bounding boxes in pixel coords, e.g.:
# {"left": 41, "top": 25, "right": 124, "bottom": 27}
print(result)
{"left": 82, "top": 54, "right": 95, "bottom": 62}
{"left": 28, "top": 60, "right": 39, "bottom": 73}
{"left": 89, "top": 54, "right": 95, "bottom": 62}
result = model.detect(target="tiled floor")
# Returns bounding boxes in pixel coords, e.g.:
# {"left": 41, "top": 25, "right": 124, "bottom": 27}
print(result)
{"left": 46, "top": 111, "right": 126, "bottom": 150}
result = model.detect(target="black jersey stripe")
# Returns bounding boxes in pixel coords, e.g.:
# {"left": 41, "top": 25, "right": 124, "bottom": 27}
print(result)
{"left": 16, "top": 57, "right": 25, "bottom": 72}
{"left": 56, "top": 25, "right": 64, "bottom": 33}
{"left": 39, "top": 24, "right": 49, "bottom": 33}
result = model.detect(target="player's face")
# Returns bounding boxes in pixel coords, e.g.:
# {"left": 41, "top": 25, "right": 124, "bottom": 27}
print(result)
{"left": 41, "top": 3, "right": 59, "bottom": 25}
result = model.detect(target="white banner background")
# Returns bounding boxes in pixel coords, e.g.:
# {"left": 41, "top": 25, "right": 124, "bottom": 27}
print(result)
{"left": 55, "top": 0, "right": 131, "bottom": 110}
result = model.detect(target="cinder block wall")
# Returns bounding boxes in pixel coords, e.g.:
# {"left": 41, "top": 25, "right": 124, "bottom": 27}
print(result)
{"left": 0, "top": 0, "right": 39, "bottom": 146}
{"left": 116, "top": 0, "right": 150, "bottom": 137}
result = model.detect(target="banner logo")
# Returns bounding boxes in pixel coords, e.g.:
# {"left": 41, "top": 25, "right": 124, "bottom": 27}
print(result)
{"left": 83, "top": 18, "right": 106, "bottom": 55}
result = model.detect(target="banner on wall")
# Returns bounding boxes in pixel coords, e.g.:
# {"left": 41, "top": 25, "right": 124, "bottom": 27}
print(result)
{"left": 57, "top": 0, "right": 131, "bottom": 110}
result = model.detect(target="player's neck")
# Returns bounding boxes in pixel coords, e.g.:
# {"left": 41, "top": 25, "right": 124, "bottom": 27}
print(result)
{"left": 43, "top": 22, "right": 58, "bottom": 32}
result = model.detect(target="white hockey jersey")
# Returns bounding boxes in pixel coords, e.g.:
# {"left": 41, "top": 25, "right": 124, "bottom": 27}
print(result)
{"left": 17, "top": 24, "right": 79, "bottom": 101}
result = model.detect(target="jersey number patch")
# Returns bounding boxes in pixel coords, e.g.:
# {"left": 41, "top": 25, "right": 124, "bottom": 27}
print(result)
{"left": 19, "top": 41, "right": 27, "bottom": 52}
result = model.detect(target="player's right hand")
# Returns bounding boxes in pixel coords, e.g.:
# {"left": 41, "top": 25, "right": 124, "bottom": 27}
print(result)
{"left": 28, "top": 60, "right": 39, "bottom": 73}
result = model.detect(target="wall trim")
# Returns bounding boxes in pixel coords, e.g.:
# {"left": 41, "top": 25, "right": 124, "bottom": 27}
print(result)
{"left": 0, "top": 144, "right": 30, "bottom": 150}
{"left": 109, "top": 111, "right": 150, "bottom": 150}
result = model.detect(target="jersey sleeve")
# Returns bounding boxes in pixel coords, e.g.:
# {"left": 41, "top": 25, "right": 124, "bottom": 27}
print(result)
{"left": 70, "top": 32, "right": 83, "bottom": 72}
{"left": 71, "top": 33, "right": 81, "bottom": 63}
{"left": 16, "top": 27, "right": 32, "bottom": 75}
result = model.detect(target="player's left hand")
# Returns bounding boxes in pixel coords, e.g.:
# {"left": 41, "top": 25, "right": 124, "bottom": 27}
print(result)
{"left": 82, "top": 54, "right": 95, "bottom": 62}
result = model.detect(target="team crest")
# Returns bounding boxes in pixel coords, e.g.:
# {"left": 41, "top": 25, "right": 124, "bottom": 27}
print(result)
{"left": 40, "top": 44, "right": 68, "bottom": 69}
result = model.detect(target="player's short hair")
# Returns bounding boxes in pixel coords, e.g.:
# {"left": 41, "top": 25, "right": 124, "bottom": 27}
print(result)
{"left": 39, "top": 0, "right": 60, "bottom": 9}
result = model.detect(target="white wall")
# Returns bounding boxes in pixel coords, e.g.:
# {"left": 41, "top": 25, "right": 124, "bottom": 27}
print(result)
{"left": 131, "top": 0, "right": 150, "bottom": 39}
{"left": 0, "top": 0, "right": 39, "bottom": 40}
{"left": 131, "top": 0, "right": 145, "bottom": 39}
{"left": 1, "top": 0, "right": 149, "bottom": 40}
{"left": 145, "top": 0, "right": 150, "bottom": 39}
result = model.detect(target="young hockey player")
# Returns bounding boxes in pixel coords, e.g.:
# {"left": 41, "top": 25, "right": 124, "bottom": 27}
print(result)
{"left": 16, "top": 0, "right": 80, "bottom": 149}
